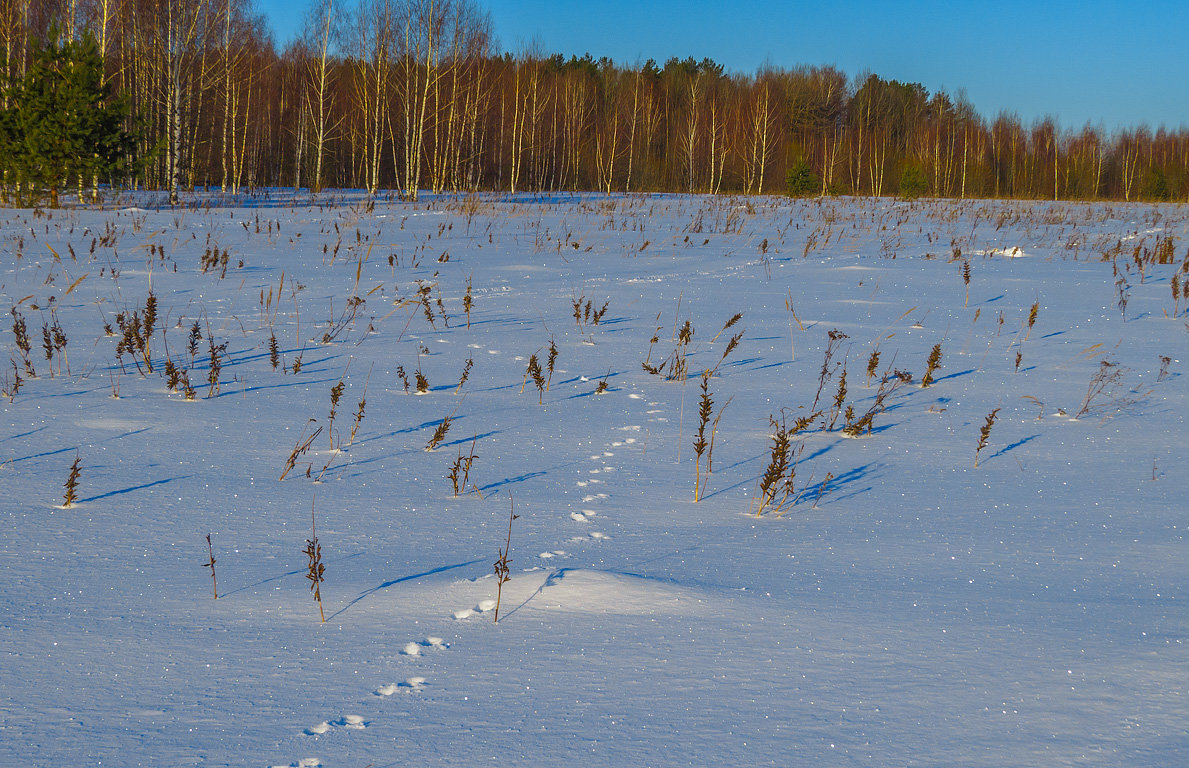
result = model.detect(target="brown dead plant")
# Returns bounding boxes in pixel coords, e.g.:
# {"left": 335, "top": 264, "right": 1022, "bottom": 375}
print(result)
{"left": 493, "top": 495, "right": 518, "bottom": 623}
{"left": 280, "top": 419, "right": 323, "bottom": 480}
{"left": 974, "top": 408, "right": 1001, "bottom": 467}
{"left": 304, "top": 497, "right": 326, "bottom": 623}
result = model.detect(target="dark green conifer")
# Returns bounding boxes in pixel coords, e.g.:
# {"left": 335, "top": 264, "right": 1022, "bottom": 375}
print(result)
{"left": 0, "top": 33, "right": 143, "bottom": 207}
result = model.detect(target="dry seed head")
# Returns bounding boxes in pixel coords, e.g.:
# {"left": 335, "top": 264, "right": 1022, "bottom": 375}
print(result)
{"left": 975, "top": 407, "right": 1001, "bottom": 466}
{"left": 143, "top": 292, "right": 157, "bottom": 339}
{"left": 593, "top": 301, "right": 610, "bottom": 325}
{"left": 693, "top": 371, "right": 713, "bottom": 457}
{"left": 718, "top": 332, "right": 743, "bottom": 368}
{"left": 187, "top": 321, "right": 202, "bottom": 359}
{"left": 865, "top": 349, "right": 881, "bottom": 383}
{"left": 62, "top": 453, "right": 81, "bottom": 507}
{"left": 921, "top": 343, "right": 942, "bottom": 387}
{"left": 425, "top": 415, "right": 452, "bottom": 451}
{"left": 41, "top": 324, "right": 53, "bottom": 362}
{"left": 304, "top": 505, "right": 326, "bottom": 622}
{"left": 527, "top": 354, "right": 546, "bottom": 401}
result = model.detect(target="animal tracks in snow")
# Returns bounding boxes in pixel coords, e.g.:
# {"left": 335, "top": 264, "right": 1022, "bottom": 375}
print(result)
{"left": 453, "top": 598, "right": 497, "bottom": 620}
{"left": 375, "top": 677, "right": 427, "bottom": 696}
{"left": 569, "top": 531, "right": 610, "bottom": 543}
{"left": 298, "top": 633, "right": 447, "bottom": 754}
{"left": 302, "top": 714, "right": 365, "bottom": 736}
{"left": 294, "top": 401, "right": 647, "bottom": 762}
{"left": 402, "top": 636, "right": 449, "bottom": 655}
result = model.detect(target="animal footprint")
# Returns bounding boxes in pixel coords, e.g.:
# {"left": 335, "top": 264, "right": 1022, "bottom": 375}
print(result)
{"left": 304, "top": 714, "right": 366, "bottom": 735}
{"left": 376, "top": 677, "right": 427, "bottom": 695}
{"left": 568, "top": 532, "right": 608, "bottom": 543}
{"left": 403, "top": 637, "right": 448, "bottom": 655}
{"left": 401, "top": 677, "right": 428, "bottom": 692}
{"left": 453, "top": 599, "right": 497, "bottom": 620}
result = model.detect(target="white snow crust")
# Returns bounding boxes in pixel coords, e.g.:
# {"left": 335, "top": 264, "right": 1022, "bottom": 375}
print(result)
{"left": 1, "top": 191, "right": 1186, "bottom": 767}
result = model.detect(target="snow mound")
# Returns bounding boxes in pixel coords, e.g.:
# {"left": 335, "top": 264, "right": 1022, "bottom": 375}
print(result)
{"left": 526, "top": 568, "right": 708, "bottom": 616}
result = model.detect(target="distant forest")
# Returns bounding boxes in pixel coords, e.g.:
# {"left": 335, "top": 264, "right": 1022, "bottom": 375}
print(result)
{"left": 2, "top": 0, "right": 1187, "bottom": 202}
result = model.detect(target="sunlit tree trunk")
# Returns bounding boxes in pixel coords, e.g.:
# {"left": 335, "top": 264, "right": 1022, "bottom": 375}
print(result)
{"left": 307, "top": 0, "right": 335, "bottom": 194}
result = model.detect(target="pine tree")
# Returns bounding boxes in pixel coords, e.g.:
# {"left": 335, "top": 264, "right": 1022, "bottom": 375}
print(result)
{"left": 786, "top": 157, "right": 820, "bottom": 197}
{"left": 0, "top": 33, "right": 143, "bottom": 207}
{"left": 899, "top": 161, "right": 928, "bottom": 200}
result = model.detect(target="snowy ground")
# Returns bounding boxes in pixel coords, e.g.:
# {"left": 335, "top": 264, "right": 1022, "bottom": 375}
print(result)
{"left": 1, "top": 191, "right": 1187, "bottom": 767}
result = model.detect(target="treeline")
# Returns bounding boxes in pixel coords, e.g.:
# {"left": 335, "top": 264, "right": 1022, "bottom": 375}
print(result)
{"left": 2, "top": 0, "right": 1187, "bottom": 202}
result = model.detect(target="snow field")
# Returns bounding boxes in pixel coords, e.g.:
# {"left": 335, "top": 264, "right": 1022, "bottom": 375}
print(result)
{"left": 1, "top": 191, "right": 1187, "bottom": 766}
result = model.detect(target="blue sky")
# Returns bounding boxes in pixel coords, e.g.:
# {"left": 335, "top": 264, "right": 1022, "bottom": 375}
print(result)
{"left": 263, "top": 0, "right": 1188, "bottom": 131}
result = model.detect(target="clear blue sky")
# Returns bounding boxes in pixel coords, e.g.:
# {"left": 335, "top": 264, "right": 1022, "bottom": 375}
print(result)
{"left": 264, "top": 0, "right": 1188, "bottom": 132}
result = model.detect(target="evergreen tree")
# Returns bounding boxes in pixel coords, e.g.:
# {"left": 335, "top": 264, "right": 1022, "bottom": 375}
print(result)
{"left": 899, "top": 161, "right": 928, "bottom": 200}
{"left": 0, "top": 34, "right": 142, "bottom": 207}
{"left": 786, "top": 157, "right": 820, "bottom": 197}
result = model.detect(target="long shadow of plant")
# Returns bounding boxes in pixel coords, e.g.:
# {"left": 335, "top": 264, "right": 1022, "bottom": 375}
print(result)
{"left": 328, "top": 559, "right": 483, "bottom": 620}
